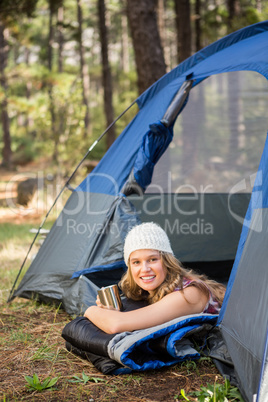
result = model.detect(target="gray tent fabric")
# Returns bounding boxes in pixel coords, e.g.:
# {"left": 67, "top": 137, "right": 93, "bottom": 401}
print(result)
{"left": 130, "top": 193, "right": 250, "bottom": 263}
{"left": 219, "top": 208, "right": 268, "bottom": 402}
{"left": 12, "top": 192, "right": 140, "bottom": 315}
{"left": 61, "top": 275, "right": 99, "bottom": 317}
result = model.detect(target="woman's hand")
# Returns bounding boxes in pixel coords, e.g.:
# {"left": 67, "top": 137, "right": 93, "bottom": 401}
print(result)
{"left": 95, "top": 295, "right": 116, "bottom": 310}
{"left": 96, "top": 294, "right": 104, "bottom": 308}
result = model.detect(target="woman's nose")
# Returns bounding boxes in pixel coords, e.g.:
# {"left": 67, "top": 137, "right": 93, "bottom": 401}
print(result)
{"left": 141, "top": 261, "right": 150, "bottom": 271}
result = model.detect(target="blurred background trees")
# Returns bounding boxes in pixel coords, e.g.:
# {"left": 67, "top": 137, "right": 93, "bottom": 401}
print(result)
{"left": 0, "top": 0, "right": 267, "bottom": 171}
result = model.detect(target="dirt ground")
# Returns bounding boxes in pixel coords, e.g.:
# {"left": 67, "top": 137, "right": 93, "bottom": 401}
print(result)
{"left": 0, "top": 164, "right": 225, "bottom": 401}
{"left": 0, "top": 304, "right": 223, "bottom": 402}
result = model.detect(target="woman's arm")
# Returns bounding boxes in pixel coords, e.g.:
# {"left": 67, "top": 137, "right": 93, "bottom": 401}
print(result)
{"left": 84, "top": 286, "right": 208, "bottom": 334}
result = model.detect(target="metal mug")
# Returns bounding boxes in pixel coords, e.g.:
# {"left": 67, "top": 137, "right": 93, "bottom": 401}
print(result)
{"left": 97, "top": 284, "right": 123, "bottom": 311}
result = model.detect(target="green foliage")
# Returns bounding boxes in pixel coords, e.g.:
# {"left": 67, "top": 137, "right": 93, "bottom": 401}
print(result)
{"left": 0, "top": 0, "right": 38, "bottom": 20}
{"left": 180, "top": 379, "right": 244, "bottom": 402}
{"left": 24, "top": 373, "right": 59, "bottom": 392}
{"left": 68, "top": 371, "right": 106, "bottom": 385}
{"left": 180, "top": 360, "right": 198, "bottom": 374}
{"left": 1, "top": 0, "right": 268, "bottom": 172}
{"left": 178, "top": 389, "right": 190, "bottom": 401}
{"left": 228, "top": 7, "right": 261, "bottom": 32}
{"left": 201, "top": 4, "right": 229, "bottom": 43}
{"left": 11, "top": 136, "right": 37, "bottom": 164}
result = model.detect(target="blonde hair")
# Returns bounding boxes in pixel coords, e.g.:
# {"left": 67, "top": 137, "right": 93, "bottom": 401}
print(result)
{"left": 119, "top": 252, "right": 226, "bottom": 305}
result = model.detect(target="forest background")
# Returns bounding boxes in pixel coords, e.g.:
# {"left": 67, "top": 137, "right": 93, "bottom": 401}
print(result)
{"left": 1, "top": 0, "right": 268, "bottom": 174}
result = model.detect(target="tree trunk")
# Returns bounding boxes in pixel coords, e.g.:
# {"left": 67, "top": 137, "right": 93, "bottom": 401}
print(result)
{"left": 48, "top": 1, "right": 54, "bottom": 73}
{"left": 195, "top": 0, "right": 202, "bottom": 51}
{"left": 227, "top": 0, "right": 240, "bottom": 31}
{"left": 77, "top": 0, "right": 90, "bottom": 138}
{"left": 255, "top": 0, "right": 262, "bottom": 12}
{"left": 157, "top": 0, "right": 170, "bottom": 70}
{"left": 57, "top": 1, "right": 64, "bottom": 73}
{"left": 174, "top": 0, "right": 192, "bottom": 63}
{"left": 127, "top": 0, "right": 166, "bottom": 95}
{"left": 57, "top": 1, "right": 65, "bottom": 158}
{"left": 0, "top": 21, "right": 12, "bottom": 167}
{"left": 25, "top": 46, "right": 34, "bottom": 135}
{"left": 47, "top": 0, "right": 59, "bottom": 163}
{"left": 120, "top": 6, "right": 129, "bottom": 73}
{"left": 98, "top": 0, "right": 115, "bottom": 149}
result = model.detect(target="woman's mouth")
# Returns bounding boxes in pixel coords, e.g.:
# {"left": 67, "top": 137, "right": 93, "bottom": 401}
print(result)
{"left": 140, "top": 275, "right": 155, "bottom": 281}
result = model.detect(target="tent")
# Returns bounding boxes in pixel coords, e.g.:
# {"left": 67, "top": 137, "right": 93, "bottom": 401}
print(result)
{"left": 8, "top": 21, "right": 268, "bottom": 401}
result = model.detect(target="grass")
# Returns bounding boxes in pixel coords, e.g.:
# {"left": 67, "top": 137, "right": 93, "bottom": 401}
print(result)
{"left": 0, "top": 223, "right": 35, "bottom": 302}
{"left": 0, "top": 218, "right": 54, "bottom": 302}
{"left": 0, "top": 214, "right": 244, "bottom": 401}
{"left": 0, "top": 222, "right": 35, "bottom": 242}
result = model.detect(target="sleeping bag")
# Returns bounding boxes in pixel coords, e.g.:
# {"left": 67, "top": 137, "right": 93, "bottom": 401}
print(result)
{"left": 62, "top": 298, "right": 218, "bottom": 374}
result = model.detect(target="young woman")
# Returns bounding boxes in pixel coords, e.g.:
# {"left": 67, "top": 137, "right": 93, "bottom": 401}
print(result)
{"left": 84, "top": 222, "right": 226, "bottom": 334}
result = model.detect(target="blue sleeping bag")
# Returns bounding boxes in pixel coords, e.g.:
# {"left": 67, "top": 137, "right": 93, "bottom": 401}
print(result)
{"left": 62, "top": 298, "right": 218, "bottom": 374}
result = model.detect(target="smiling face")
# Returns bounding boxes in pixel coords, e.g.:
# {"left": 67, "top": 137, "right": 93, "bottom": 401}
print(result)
{"left": 129, "top": 249, "right": 167, "bottom": 295}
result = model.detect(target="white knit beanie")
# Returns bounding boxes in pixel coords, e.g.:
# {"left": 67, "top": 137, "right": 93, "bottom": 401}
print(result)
{"left": 124, "top": 222, "right": 173, "bottom": 264}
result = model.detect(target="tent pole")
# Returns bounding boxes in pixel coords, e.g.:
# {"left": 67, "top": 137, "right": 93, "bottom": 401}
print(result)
{"left": 7, "top": 99, "right": 137, "bottom": 303}
{"left": 161, "top": 80, "right": 193, "bottom": 127}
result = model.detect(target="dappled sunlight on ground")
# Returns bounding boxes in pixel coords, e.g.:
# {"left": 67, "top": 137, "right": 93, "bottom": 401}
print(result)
{"left": 0, "top": 207, "right": 44, "bottom": 224}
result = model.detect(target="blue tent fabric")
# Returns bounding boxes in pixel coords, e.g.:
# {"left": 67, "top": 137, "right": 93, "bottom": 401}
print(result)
{"left": 133, "top": 121, "right": 173, "bottom": 191}
{"left": 71, "top": 260, "right": 127, "bottom": 279}
{"left": 77, "top": 21, "right": 268, "bottom": 196}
